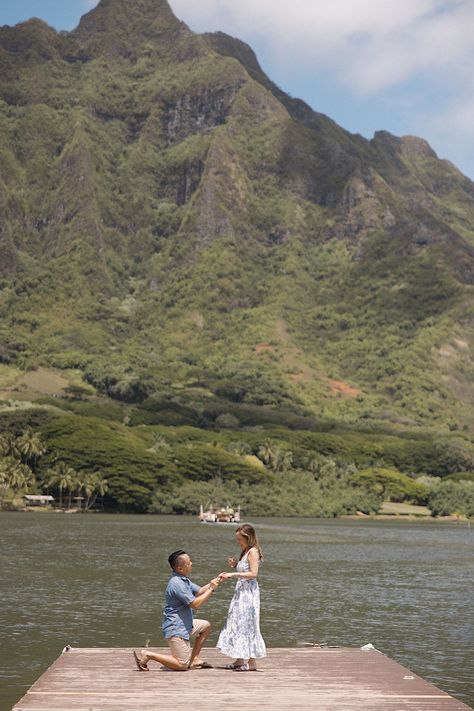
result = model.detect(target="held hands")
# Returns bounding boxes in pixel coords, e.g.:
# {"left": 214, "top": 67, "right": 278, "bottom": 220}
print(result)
{"left": 209, "top": 577, "right": 221, "bottom": 591}
{"left": 217, "top": 555, "right": 238, "bottom": 580}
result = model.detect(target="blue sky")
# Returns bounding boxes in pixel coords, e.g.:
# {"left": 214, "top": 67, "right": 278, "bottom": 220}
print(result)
{"left": 1, "top": 0, "right": 473, "bottom": 180}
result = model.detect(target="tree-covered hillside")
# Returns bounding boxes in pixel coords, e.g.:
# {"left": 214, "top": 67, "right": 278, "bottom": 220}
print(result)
{"left": 1, "top": 408, "right": 473, "bottom": 516}
{"left": 0, "top": 0, "right": 473, "bottom": 441}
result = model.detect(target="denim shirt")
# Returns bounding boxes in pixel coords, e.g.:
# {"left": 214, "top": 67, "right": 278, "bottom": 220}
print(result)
{"left": 162, "top": 573, "right": 201, "bottom": 640}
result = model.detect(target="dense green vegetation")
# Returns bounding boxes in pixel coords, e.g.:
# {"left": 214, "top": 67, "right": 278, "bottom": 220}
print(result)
{"left": 1, "top": 405, "right": 473, "bottom": 518}
{"left": 0, "top": 0, "right": 473, "bottom": 517}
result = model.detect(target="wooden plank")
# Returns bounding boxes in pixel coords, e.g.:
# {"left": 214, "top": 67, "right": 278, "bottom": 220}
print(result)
{"left": 12, "top": 647, "right": 472, "bottom": 711}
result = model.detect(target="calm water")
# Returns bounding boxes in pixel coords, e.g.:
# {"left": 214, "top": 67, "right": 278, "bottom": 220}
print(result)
{"left": 0, "top": 513, "right": 473, "bottom": 710}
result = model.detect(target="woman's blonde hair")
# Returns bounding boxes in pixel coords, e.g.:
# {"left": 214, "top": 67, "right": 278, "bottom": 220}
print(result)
{"left": 236, "top": 523, "right": 263, "bottom": 561}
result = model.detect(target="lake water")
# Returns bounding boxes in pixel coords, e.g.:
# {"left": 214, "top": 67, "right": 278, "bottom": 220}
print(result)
{"left": 0, "top": 513, "right": 473, "bottom": 710}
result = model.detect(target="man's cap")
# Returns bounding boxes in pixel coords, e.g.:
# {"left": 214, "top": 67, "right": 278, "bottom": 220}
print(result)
{"left": 168, "top": 549, "right": 186, "bottom": 568}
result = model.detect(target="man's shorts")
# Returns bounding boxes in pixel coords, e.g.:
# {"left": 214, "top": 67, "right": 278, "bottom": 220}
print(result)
{"left": 167, "top": 619, "right": 210, "bottom": 668}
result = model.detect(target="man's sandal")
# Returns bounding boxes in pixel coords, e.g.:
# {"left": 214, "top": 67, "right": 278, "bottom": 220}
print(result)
{"left": 190, "top": 661, "right": 213, "bottom": 669}
{"left": 133, "top": 650, "right": 149, "bottom": 671}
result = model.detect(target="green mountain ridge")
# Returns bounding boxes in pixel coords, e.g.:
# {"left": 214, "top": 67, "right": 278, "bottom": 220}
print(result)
{"left": 0, "top": 0, "right": 473, "bottom": 431}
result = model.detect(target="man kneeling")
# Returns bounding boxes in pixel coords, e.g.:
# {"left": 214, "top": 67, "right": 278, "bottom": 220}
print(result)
{"left": 133, "top": 549, "right": 221, "bottom": 671}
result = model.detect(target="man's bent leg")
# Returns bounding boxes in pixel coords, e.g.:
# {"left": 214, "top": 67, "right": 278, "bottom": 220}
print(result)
{"left": 140, "top": 637, "right": 191, "bottom": 671}
{"left": 167, "top": 636, "right": 192, "bottom": 669}
{"left": 189, "top": 619, "right": 211, "bottom": 667}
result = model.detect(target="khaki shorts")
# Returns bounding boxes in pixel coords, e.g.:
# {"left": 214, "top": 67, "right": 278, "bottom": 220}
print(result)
{"left": 167, "top": 619, "right": 210, "bottom": 668}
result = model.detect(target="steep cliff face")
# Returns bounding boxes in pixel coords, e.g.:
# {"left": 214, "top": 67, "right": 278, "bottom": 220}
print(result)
{"left": 73, "top": 0, "right": 202, "bottom": 61}
{"left": 0, "top": 0, "right": 473, "bottom": 428}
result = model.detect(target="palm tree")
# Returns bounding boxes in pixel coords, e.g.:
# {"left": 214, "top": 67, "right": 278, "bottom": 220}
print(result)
{"left": 17, "top": 465, "right": 34, "bottom": 496}
{"left": 0, "top": 468, "right": 7, "bottom": 506}
{"left": 74, "top": 473, "right": 85, "bottom": 510}
{"left": 83, "top": 472, "right": 108, "bottom": 510}
{"left": 82, "top": 472, "right": 94, "bottom": 511}
{"left": 0, "top": 458, "right": 14, "bottom": 505}
{"left": 0, "top": 434, "right": 21, "bottom": 460}
{"left": 257, "top": 439, "right": 277, "bottom": 469}
{"left": 9, "top": 461, "right": 33, "bottom": 490}
{"left": 17, "top": 429, "right": 46, "bottom": 473}
{"left": 275, "top": 449, "right": 294, "bottom": 473}
{"left": 258, "top": 440, "right": 293, "bottom": 473}
{"left": 46, "top": 462, "right": 76, "bottom": 509}
{"left": 0, "top": 457, "right": 34, "bottom": 506}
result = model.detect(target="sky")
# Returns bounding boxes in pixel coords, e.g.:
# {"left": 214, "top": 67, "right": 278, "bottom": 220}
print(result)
{"left": 1, "top": 0, "right": 474, "bottom": 180}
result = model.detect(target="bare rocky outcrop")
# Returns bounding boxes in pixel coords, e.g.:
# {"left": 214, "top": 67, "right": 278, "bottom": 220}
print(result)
{"left": 162, "top": 84, "right": 244, "bottom": 145}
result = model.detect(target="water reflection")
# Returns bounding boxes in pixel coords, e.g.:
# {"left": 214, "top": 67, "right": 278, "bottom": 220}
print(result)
{"left": 0, "top": 513, "right": 473, "bottom": 710}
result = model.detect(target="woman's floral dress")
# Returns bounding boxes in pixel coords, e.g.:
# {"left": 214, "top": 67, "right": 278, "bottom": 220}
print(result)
{"left": 217, "top": 551, "right": 267, "bottom": 659}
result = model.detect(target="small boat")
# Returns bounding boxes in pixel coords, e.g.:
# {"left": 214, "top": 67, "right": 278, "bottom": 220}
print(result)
{"left": 199, "top": 504, "right": 241, "bottom": 524}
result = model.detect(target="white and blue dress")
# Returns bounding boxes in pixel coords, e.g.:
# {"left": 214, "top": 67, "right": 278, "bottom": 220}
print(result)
{"left": 217, "top": 551, "right": 267, "bottom": 659}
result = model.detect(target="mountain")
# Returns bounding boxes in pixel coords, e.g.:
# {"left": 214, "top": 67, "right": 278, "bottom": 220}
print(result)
{"left": 0, "top": 0, "right": 473, "bottom": 432}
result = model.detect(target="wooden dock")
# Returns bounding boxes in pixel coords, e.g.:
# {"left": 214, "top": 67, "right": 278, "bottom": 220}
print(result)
{"left": 12, "top": 647, "right": 472, "bottom": 711}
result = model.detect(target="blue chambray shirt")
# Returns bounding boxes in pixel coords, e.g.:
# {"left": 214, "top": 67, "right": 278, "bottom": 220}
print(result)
{"left": 162, "top": 572, "right": 201, "bottom": 640}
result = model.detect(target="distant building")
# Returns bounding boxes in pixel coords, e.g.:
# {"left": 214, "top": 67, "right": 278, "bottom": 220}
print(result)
{"left": 23, "top": 495, "right": 55, "bottom": 506}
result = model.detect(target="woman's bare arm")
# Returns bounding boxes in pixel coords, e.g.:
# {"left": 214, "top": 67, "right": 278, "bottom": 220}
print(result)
{"left": 220, "top": 547, "right": 259, "bottom": 580}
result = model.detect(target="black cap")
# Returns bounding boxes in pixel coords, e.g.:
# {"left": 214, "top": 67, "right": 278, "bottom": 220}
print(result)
{"left": 168, "top": 549, "right": 186, "bottom": 569}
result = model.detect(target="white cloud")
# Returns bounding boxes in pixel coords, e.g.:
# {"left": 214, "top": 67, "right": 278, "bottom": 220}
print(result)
{"left": 169, "top": 0, "right": 474, "bottom": 178}
{"left": 170, "top": 0, "right": 474, "bottom": 93}
{"left": 343, "top": 2, "right": 474, "bottom": 92}
{"left": 415, "top": 89, "right": 474, "bottom": 177}
{"left": 431, "top": 89, "right": 474, "bottom": 141}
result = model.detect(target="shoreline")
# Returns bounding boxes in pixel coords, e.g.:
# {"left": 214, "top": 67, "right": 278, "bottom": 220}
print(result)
{"left": 1, "top": 507, "right": 471, "bottom": 524}
{"left": 342, "top": 513, "right": 470, "bottom": 523}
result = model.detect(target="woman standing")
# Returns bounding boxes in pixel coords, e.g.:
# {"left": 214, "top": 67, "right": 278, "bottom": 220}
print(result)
{"left": 217, "top": 523, "right": 266, "bottom": 671}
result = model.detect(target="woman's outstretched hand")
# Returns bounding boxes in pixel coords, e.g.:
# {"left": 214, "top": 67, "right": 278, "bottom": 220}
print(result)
{"left": 219, "top": 572, "right": 234, "bottom": 580}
